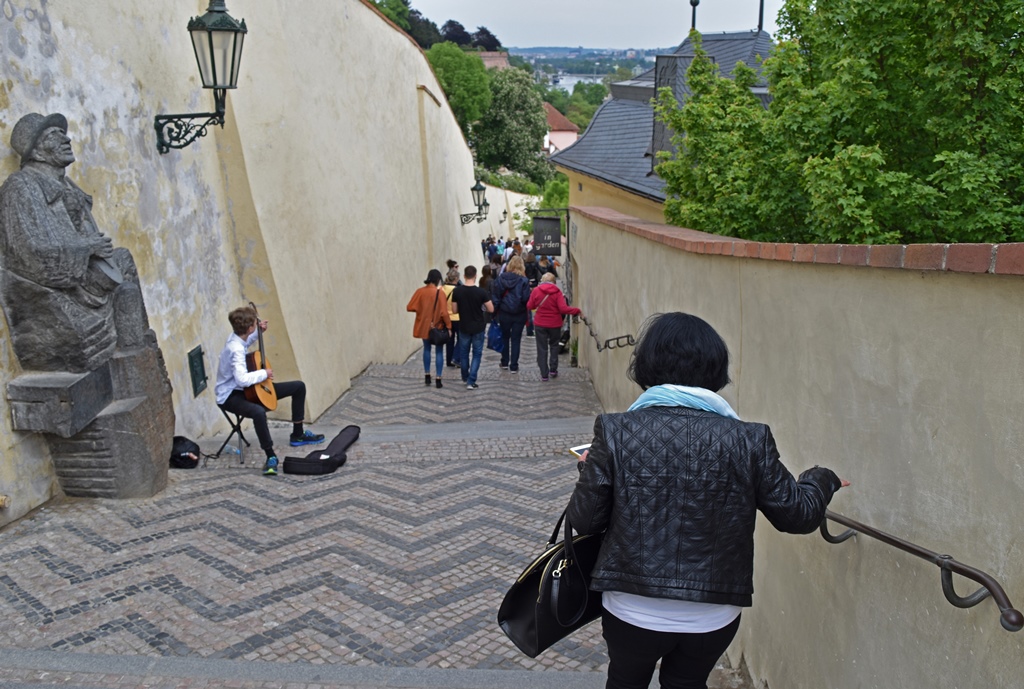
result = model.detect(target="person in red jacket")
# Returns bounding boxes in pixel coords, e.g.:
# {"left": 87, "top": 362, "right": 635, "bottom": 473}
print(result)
{"left": 526, "top": 273, "right": 581, "bottom": 381}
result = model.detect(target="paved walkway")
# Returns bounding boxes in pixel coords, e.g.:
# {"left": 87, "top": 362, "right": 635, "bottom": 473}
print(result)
{"left": 0, "top": 345, "right": 752, "bottom": 689}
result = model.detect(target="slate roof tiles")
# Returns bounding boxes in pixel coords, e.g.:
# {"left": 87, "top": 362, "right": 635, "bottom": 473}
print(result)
{"left": 551, "top": 30, "right": 773, "bottom": 203}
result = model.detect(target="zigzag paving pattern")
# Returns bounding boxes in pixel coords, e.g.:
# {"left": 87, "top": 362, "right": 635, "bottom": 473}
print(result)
{"left": 0, "top": 344, "right": 752, "bottom": 688}
{"left": 318, "top": 347, "right": 604, "bottom": 428}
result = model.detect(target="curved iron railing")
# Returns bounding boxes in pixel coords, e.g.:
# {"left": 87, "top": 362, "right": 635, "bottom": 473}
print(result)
{"left": 577, "top": 316, "right": 636, "bottom": 352}
{"left": 820, "top": 510, "right": 1023, "bottom": 632}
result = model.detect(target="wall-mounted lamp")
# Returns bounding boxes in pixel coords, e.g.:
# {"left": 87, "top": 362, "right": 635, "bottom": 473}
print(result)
{"left": 461, "top": 180, "right": 490, "bottom": 225}
{"left": 499, "top": 210, "right": 509, "bottom": 224}
{"left": 154, "top": 1, "right": 248, "bottom": 154}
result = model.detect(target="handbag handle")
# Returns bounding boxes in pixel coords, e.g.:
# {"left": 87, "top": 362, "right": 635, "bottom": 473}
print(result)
{"left": 544, "top": 508, "right": 582, "bottom": 579}
{"left": 548, "top": 504, "right": 590, "bottom": 627}
{"left": 546, "top": 508, "right": 567, "bottom": 547}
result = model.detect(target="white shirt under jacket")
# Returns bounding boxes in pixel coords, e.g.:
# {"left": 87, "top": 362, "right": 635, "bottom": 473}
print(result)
{"left": 215, "top": 331, "right": 267, "bottom": 405}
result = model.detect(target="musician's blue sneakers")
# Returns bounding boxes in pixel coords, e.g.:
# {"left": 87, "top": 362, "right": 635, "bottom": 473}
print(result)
{"left": 290, "top": 430, "right": 325, "bottom": 447}
{"left": 262, "top": 456, "right": 279, "bottom": 476}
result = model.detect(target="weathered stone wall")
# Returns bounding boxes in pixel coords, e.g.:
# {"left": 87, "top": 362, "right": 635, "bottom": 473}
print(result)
{"left": 0, "top": 0, "right": 503, "bottom": 525}
{"left": 568, "top": 206, "right": 1024, "bottom": 688}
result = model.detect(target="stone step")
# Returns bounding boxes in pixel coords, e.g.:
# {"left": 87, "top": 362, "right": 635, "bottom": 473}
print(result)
{"left": 0, "top": 648, "right": 750, "bottom": 688}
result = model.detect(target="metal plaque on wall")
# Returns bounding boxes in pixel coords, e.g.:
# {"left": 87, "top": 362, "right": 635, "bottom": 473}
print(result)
{"left": 533, "top": 217, "right": 562, "bottom": 256}
{"left": 188, "top": 345, "right": 208, "bottom": 397}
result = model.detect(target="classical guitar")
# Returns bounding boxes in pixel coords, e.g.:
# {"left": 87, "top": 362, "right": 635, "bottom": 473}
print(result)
{"left": 243, "top": 301, "right": 278, "bottom": 411}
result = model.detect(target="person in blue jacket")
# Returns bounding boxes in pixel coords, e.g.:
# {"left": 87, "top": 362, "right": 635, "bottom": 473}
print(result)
{"left": 491, "top": 255, "right": 531, "bottom": 372}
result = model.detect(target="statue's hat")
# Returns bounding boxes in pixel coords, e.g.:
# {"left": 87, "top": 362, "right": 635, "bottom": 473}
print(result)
{"left": 10, "top": 112, "right": 68, "bottom": 160}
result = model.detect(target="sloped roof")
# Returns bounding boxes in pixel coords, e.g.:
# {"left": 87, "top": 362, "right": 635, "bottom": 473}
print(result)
{"left": 673, "top": 30, "right": 773, "bottom": 81}
{"left": 550, "top": 98, "right": 666, "bottom": 202}
{"left": 552, "top": 30, "right": 773, "bottom": 202}
{"left": 544, "top": 102, "right": 580, "bottom": 133}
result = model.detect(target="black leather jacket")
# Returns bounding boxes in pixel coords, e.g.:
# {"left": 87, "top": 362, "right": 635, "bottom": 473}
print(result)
{"left": 567, "top": 407, "right": 841, "bottom": 607}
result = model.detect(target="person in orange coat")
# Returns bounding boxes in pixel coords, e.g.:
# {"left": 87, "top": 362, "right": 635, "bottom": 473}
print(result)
{"left": 407, "top": 269, "right": 452, "bottom": 388}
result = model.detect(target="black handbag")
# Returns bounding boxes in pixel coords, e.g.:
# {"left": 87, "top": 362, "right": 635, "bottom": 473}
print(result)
{"left": 497, "top": 508, "right": 604, "bottom": 658}
{"left": 427, "top": 290, "right": 450, "bottom": 345}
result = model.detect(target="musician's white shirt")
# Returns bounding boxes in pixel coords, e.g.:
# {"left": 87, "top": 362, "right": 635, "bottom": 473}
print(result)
{"left": 214, "top": 330, "right": 267, "bottom": 405}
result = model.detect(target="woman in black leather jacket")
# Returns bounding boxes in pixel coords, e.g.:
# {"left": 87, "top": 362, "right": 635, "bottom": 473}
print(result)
{"left": 568, "top": 312, "right": 847, "bottom": 689}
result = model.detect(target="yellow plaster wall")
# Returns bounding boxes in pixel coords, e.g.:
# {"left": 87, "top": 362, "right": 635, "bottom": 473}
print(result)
{"left": 0, "top": 0, "right": 496, "bottom": 524}
{"left": 558, "top": 167, "right": 665, "bottom": 224}
{"left": 569, "top": 209, "right": 1024, "bottom": 689}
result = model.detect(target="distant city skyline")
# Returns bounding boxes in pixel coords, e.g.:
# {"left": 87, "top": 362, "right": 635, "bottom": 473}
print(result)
{"left": 407, "top": 0, "right": 785, "bottom": 49}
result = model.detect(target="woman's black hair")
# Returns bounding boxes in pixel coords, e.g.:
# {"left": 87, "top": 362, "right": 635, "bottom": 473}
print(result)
{"left": 627, "top": 312, "right": 730, "bottom": 392}
{"left": 424, "top": 269, "right": 443, "bottom": 285}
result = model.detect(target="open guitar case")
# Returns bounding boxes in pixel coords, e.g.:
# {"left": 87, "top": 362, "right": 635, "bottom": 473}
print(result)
{"left": 283, "top": 425, "right": 360, "bottom": 475}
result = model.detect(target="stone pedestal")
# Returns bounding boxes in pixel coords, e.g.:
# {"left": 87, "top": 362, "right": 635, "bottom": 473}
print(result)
{"left": 8, "top": 363, "right": 114, "bottom": 437}
{"left": 7, "top": 345, "right": 174, "bottom": 499}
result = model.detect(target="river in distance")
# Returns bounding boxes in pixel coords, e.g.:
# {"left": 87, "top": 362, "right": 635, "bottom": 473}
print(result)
{"left": 552, "top": 75, "right": 604, "bottom": 93}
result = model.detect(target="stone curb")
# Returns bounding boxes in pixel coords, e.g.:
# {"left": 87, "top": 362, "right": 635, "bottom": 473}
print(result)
{"left": 0, "top": 649, "right": 605, "bottom": 689}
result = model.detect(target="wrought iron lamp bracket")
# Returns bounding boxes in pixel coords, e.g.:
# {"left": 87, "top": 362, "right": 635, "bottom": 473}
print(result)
{"left": 461, "top": 211, "right": 482, "bottom": 225}
{"left": 154, "top": 89, "right": 227, "bottom": 154}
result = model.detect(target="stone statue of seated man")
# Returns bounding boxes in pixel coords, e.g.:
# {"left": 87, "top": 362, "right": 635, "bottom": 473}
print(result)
{"left": 0, "top": 112, "right": 150, "bottom": 373}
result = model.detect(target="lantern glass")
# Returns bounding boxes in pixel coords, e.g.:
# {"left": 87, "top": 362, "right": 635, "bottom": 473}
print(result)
{"left": 481, "top": 199, "right": 490, "bottom": 219}
{"left": 471, "top": 180, "right": 486, "bottom": 208}
{"left": 188, "top": 2, "right": 247, "bottom": 90}
{"left": 229, "top": 32, "right": 245, "bottom": 87}
{"left": 192, "top": 28, "right": 245, "bottom": 89}
{"left": 191, "top": 30, "right": 215, "bottom": 87}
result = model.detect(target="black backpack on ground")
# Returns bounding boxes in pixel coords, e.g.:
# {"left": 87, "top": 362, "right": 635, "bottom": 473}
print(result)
{"left": 170, "top": 436, "right": 201, "bottom": 469}
{"left": 283, "top": 425, "right": 360, "bottom": 475}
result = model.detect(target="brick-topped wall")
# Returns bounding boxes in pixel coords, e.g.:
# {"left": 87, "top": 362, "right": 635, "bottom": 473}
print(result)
{"left": 572, "top": 206, "right": 1024, "bottom": 275}
{"left": 569, "top": 205, "right": 1024, "bottom": 689}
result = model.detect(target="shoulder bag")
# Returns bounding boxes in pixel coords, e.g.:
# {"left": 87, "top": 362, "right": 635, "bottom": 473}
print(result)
{"left": 427, "top": 290, "right": 450, "bottom": 346}
{"left": 496, "top": 506, "right": 604, "bottom": 658}
{"left": 532, "top": 293, "right": 551, "bottom": 314}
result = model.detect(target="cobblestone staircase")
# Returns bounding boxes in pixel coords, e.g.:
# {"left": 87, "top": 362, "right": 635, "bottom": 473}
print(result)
{"left": 0, "top": 345, "right": 753, "bottom": 689}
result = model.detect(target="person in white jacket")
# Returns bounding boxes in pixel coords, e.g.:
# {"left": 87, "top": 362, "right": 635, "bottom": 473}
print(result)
{"left": 215, "top": 305, "right": 323, "bottom": 475}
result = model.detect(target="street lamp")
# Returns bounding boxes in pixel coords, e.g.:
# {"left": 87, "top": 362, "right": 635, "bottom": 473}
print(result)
{"left": 499, "top": 210, "right": 508, "bottom": 224}
{"left": 471, "top": 179, "right": 486, "bottom": 208}
{"left": 154, "top": 1, "right": 248, "bottom": 154}
{"left": 461, "top": 180, "right": 490, "bottom": 225}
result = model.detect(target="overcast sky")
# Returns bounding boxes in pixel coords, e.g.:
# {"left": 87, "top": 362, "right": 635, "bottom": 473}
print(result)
{"left": 408, "top": 0, "right": 786, "bottom": 49}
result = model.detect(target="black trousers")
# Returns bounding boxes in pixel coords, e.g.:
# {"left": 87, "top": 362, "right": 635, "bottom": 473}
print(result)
{"left": 602, "top": 609, "right": 741, "bottom": 689}
{"left": 534, "top": 326, "right": 562, "bottom": 378}
{"left": 219, "top": 380, "right": 306, "bottom": 453}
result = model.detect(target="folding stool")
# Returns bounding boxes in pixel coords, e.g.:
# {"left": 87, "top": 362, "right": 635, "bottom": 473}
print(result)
{"left": 215, "top": 408, "right": 251, "bottom": 463}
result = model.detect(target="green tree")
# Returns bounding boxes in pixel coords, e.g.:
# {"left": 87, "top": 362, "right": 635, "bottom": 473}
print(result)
{"left": 541, "top": 175, "right": 570, "bottom": 233}
{"left": 534, "top": 83, "right": 569, "bottom": 114}
{"left": 426, "top": 42, "right": 492, "bottom": 135}
{"left": 565, "top": 81, "right": 608, "bottom": 130}
{"left": 371, "top": 0, "right": 409, "bottom": 30}
{"left": 656, "top": 2, "right": 1024, "bottom": 245}
{"left": 602, "top": 66, "right": 633, "bottom": 87}
{"left": 441, "top": 19, "right": 473, "bottom": 46}
{"left": 510, "top": 55, "right": 534, "bottom": 74}
{"left": 475, "top": 68, "right": 550, "bottom": 184}
{"left": 472, "top": 26, "right": 502, "bottom": 52}
{"left": 573, "top": 81, "right": 608, "bottom": 107}
{"left": 408, "top": 9, "right": 442, "bottom": 49}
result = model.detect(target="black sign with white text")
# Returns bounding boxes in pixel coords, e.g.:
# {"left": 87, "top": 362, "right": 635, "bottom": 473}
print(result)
{"left": 532, "top": 217, "right": 562, "bottom": 256}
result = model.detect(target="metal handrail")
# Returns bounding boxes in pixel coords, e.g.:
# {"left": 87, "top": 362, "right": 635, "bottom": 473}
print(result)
{"left": 577, "top": 316, "right": 636, "bottom": 352}
{"left": 820, "top": 510, "right": 1023, "bottom": 632}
